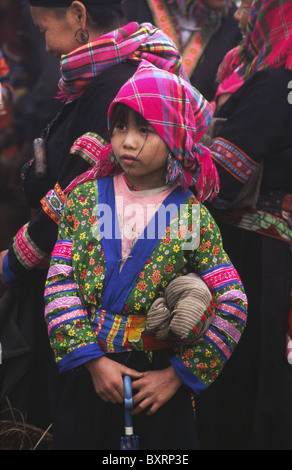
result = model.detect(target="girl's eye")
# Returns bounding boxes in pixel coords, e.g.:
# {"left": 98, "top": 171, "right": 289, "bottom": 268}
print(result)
{"left": 115, "top": 123, "right": 127, "bottom": 131}
{"left": 140, "top": 127, "right": 150, "bottom": 134}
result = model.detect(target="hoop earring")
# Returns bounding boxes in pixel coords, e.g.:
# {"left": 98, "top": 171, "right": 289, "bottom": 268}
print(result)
{"left": 75, "top": 27, "right": 89, "bottom": 45}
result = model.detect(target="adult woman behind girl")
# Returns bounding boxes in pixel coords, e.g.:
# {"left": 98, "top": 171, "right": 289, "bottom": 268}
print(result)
{"left": 197, "top": 0, "right": 292, "bottom": 450}
{"left": 0, "top": 0, "right": 191, "bottom": 429}
{"left": 44, "top": 61, "right": 247, "bottom": 450}
{"left": 214, "top": 0, "right": 252, "bottom": 111}
{"left": 123, "top": 0, "right": 242, "bottom": 102}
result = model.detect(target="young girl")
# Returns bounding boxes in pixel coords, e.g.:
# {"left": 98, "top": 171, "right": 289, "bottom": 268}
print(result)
{"left": 44, "top": 61, "right": 247, "bottom": 450}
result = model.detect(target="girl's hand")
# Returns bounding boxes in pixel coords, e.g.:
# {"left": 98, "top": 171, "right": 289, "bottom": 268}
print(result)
{"left": 85, "top": 355, "right": 144, "bottom": 404}
{"left": 131, "top": 365, "right": 182, "bottom": 416}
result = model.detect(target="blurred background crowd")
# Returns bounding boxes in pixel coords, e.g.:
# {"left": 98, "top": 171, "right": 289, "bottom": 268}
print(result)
{"left": 0, "top": 0, "right": 60, "bottom": 294}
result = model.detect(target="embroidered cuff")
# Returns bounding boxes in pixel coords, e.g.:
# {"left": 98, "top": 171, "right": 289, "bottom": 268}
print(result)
{"left": 12, "top": 223, "right": 51, "bottom": 270}
{"left": 70, "top": 132, "right": 108, "bottom": 166}
{"left": 211, "top": 138, "right": 258, "bottom": 184}
{"left": 57, "top": 343, "right": 105, "bottom": 374}
{"left": 170, "top": 356, "right": 207, "bottom": 396}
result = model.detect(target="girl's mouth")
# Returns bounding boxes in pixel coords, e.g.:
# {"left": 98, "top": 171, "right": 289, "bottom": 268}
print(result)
{"left": 120, "top": 154, "right": 138, "bottom": 165}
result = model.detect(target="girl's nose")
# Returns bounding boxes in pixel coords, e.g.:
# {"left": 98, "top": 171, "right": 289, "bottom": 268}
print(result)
{"left": 123, "top": 129, "right": 138, "bottom": 149}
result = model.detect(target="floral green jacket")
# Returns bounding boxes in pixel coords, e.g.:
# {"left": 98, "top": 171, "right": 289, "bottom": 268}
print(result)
{"left": 44, "top": 176, "right": 247, "bottom": 395}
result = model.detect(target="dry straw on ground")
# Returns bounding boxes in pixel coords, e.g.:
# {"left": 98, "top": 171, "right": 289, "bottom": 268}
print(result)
{"left": 0, "top": 398, "right": 52, "bottom": 450}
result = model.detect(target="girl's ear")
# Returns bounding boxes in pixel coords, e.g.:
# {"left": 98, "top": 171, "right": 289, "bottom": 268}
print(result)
{"left": 69, "top": 0, "right": 87, "bottom": 29}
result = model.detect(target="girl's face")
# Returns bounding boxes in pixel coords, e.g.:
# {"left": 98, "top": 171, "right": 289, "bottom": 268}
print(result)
{"left": 111, "top": 108, "right": 170, "bottom": 190}
{"left": 234, "top": 0, "right": 252, "bottom": 38}
{"left": 30, "top": 6, "right": 80, "bottom": 58}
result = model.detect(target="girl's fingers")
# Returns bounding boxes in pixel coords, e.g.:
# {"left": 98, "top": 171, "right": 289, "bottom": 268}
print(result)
{"left": 131, "top": 396, "right": 153, "bottom": 415}
{"left": 122, "top": 367, "right": 144, "bottom": 380}
{"left": 100, "top": 383, "right": 124, "bottom": 404}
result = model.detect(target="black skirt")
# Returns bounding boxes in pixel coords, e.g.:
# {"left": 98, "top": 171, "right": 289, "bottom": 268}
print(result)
{"left": 48, "top": 349, "right": 199, "bottom": 450}
{"left": 196, "top": 224, "right": 292, "bottom": 450}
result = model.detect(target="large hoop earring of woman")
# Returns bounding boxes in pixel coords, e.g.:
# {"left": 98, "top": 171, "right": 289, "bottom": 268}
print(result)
{"left": 75, "top": 27, "right": 89, "bottom": 45}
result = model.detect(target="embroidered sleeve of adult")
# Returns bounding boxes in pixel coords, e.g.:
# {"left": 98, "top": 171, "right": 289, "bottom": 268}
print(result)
{"left": 210, "top": 69, "right": 290, "bottom": 206}
{"left": 44, "top": 192, "right": 104, "bottom": 373}
{"left": 170, "top": 205, "right": 248, "bottom": 395}
{"left": 3, "top": 208, "right": 60, "bottom": 285}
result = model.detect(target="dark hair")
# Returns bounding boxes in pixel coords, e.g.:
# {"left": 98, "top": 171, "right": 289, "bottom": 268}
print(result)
{"left": 52, "top": 4, "right": 126, "bottom": 31}
{"left": 86, "top": 6, "right": 126, "bottom": 30}
{"left": 109, "top": 103, "right": 150, "bottom": 138}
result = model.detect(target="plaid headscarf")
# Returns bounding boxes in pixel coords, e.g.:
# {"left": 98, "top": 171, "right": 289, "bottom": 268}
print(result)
{"left": 66, "top": 61, "right": 219, "bottom": 202}
{"left": 58, "top": 22, "right": 186, "bottom": 103}
{"left": 217, "top": 0, "right": 292, "bottom": 84}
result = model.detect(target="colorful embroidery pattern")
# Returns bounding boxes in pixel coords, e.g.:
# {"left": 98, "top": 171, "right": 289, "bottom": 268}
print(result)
{"left": 211, "top": 138, "right": 258, "bottom": 183}
{"left": 147, "top": 0, "right": 216, "bottom": 78}
{"left": 45, "top": 179, "right": 247, "bottom": 391}
{"left": 70, "top": 132, "right": 108, "bottom": 167}
{"left": 51, "top": 239, "right": 72, "bottom": 261}
{"left": 41, "top": 182, "right": 67, "bottom": 224}
{"left": 13, "top": 223, "right": 51, "bottom": 270}
{"left": 89, "top": 308, "right": 172, "bottom": 353}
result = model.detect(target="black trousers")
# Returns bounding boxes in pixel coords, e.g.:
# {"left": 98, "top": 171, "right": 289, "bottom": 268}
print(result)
{"left": 48, "top": 349, "right": 199, "bottom": 450}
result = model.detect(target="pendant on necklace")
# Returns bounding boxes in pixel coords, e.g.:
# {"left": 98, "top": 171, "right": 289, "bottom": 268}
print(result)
{"left": 33, "top": 138, "right": 47, "bottom": 178}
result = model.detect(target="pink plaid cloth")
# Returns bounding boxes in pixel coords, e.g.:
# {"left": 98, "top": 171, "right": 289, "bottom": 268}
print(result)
{"left": 66, "top": 61, "right": 219, "bottom": 202}
{"left": 217, "top": 0, "right": 292, "bottom": 85}
{"left": 58, "top": 22, "right": 187, "bottom": 103}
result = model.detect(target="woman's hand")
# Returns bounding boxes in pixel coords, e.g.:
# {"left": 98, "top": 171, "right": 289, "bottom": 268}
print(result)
{"left": 131, "top": 365, "right": 182, "bottom": 416}
{"left": 85, "top": 355, "right": 144, "bottom": 404}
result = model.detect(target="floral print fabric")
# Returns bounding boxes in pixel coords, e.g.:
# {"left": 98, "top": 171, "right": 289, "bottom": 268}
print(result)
{"left": 44, "top": 176, "right": 247, "bottom": 394}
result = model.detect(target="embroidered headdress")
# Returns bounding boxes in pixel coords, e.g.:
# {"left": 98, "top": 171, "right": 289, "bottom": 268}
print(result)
{"left": 217, "top": 0, "right": 292, "bottom": 84}
{"left": 66, "top": 61, "right": 219, "bottom": 202}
